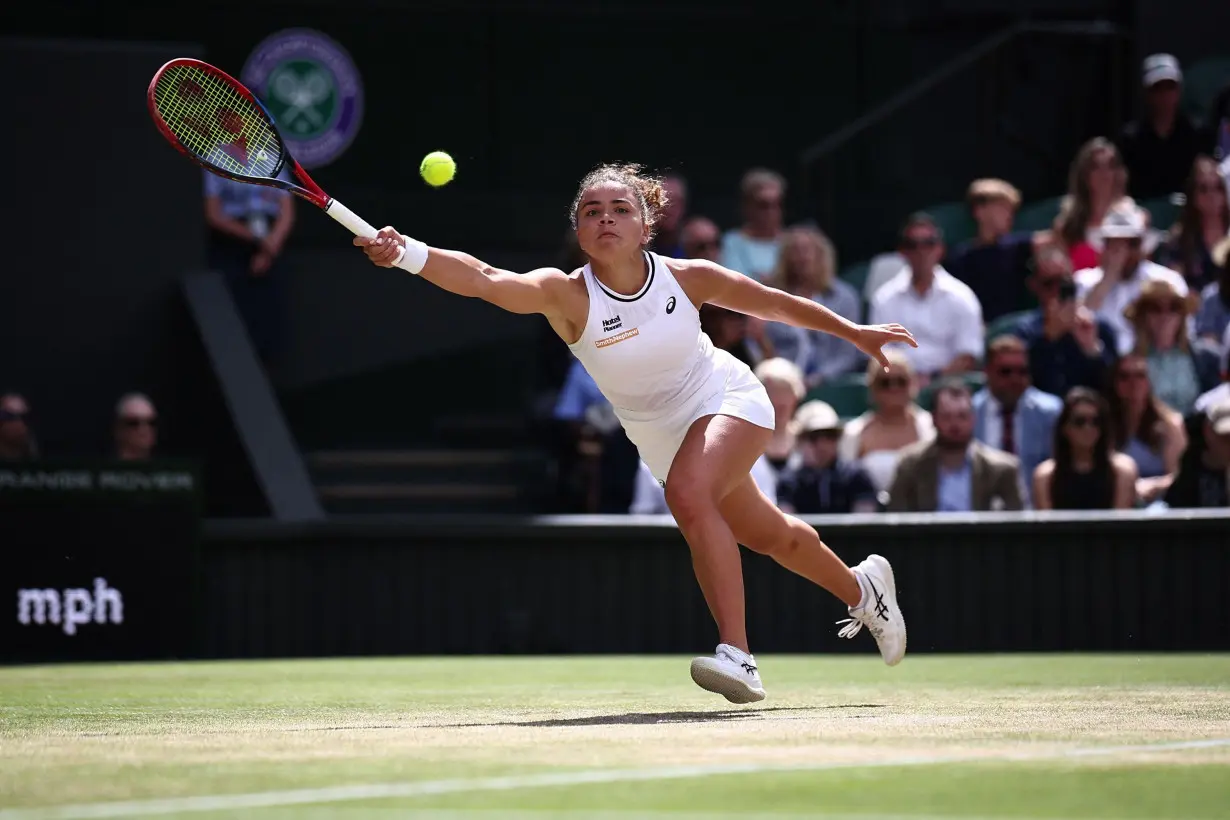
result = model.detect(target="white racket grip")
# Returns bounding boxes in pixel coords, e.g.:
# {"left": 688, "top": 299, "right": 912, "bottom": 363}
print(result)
{"left": 325, "top": 198, "right": 408, "bottom": 266}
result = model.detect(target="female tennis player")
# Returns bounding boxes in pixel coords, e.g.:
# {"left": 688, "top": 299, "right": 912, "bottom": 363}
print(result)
{"left": 356, "top": 164, "right": 914, "bottom": 703}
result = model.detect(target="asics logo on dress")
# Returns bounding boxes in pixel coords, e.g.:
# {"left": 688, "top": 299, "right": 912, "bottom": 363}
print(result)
{"left": 602, "top": 315, "right": 623, "bottom": 332}
{"left": 666, "top": 296, "right": 676, "bottom": 314}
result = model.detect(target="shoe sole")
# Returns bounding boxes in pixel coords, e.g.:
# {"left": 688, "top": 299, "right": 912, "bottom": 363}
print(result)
{"left": 689, "top": 658, "right": 766, "bottom": 704}
{"left": 866, "top": 553, "right": 907, "bottom": 666}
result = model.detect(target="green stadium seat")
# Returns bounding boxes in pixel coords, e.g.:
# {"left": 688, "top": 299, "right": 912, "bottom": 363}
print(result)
{"left": 920, "top": 200, "right": 977, "bottom": 247}
{"left": 805, "top": 372, "right": 869, "bottom": 419}
{"left": 839, "top": 259, "right": 871, "bottom": 294}
{"left": 1014, "top": 196, "right": 1063, "bottom": 233}
{"left": 985, "top": 309, "right": 1034, "bottom": 343}
{"left": 1141, "top": 195, "right": 1181, "bottom": 233}
{"left": 1181, "top": 55, "right": 1230, "bottom": 122}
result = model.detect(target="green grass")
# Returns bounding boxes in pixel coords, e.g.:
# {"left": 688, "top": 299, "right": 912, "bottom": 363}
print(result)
{"left": 1, "top": 655, "right": 1228, "bottom": 818}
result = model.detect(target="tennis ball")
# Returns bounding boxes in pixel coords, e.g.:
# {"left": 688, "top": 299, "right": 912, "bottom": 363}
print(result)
{"left": 420, "top": 151, "right": 456, "bottom": 187}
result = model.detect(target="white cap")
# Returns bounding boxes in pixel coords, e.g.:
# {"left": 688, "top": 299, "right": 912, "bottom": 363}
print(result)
{"left": 1142, "top": 53, "right": 1182, "bottom": 87}
{"left": 792, "top": 400, "right": 843, "bottom": 435}
{"left": 1099, "top": 205, "right": 1148, "bottom": 239}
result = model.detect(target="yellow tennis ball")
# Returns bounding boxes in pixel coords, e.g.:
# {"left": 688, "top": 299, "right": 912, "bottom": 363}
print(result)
{"left": 420, "top": 151, "right": 456, "bottom": 187}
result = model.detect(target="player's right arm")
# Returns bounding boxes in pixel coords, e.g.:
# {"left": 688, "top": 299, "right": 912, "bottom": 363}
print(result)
{"left": 355, "top": 227, "right": 573, "bottom": 318}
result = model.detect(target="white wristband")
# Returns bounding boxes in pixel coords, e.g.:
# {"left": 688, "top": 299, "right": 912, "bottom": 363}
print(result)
{"left": 394, "top": 234, "right": 430, "bottom": 275}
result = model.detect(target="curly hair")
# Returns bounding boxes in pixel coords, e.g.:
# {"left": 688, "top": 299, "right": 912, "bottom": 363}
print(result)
{"left": 569, "top": 162, "right": 668, "bottom": 243}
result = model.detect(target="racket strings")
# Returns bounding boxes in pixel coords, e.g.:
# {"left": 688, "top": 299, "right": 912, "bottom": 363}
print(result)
{"left": 153, "top": 65, "right": 282, "bottom": 178}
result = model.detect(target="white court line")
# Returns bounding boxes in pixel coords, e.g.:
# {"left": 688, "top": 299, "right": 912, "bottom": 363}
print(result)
{"left": 1, "top": 738, "right": 1226, "bottom": 819}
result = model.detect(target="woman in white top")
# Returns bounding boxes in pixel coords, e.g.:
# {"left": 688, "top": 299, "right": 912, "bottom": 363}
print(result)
{"left": 355, "top": 163, "right": 913, "bottom": 703}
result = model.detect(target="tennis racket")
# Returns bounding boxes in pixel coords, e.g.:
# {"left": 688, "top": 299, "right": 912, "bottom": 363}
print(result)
{"left": 147, "top": 57, "right": 405, "bottom": 264}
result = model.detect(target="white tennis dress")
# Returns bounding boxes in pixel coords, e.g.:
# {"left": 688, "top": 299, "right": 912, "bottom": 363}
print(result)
{"left": 567, "top": 251, "right": 776, "bottom": 483}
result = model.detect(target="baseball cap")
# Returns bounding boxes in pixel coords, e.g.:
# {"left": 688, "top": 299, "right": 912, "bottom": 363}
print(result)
{"left": 1208, "top": 399, "right": 1230, "bottom": 436}
{"left": 1142, "top": 53, "right": 1183, "bottom": 87}
{"left": 1099, "top": 205, "right": 1147, "bottom": 239}
{"left": 793, "top": 400, "right": 843, "bottom": 435}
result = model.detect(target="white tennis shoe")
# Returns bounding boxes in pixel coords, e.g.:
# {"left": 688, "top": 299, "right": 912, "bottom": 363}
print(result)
{"left": 690, "top": 643, "right": 766, "bottom": 704}
{"left": 837, "top": 554, "right": 907, "bottom": 666}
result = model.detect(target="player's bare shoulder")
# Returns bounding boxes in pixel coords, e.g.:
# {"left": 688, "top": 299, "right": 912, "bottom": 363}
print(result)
{"left": 663, "top": 256, "right": 729, "bottom": 308}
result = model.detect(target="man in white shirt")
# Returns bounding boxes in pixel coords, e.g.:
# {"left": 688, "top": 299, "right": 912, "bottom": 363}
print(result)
{"left": 869, "top": 213, "right": 985, "bottom": 378}
{"left": 1194, "top": 325, "right": 1230, "bottom": 415}
{"left": 1075, "top": 203, "right": 1189, "bottom": 355}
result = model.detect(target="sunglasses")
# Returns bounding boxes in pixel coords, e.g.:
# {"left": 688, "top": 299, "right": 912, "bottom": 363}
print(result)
{"left": 1144, "top": 302, "right": 1184, "bottom": 314}
{"left": 801, "top": 429, "right": 841, "bottom": 442}
{"left": 995, "top": 366, "right": 1029, "bottom": 378}
{"left": 121, "top": 416, "right": 157, "bottom": 429}
{"left": 688, "top": 238, "right": 720, "bottom": 252}
{"left": 901, "top": 237, "right": 939, "bottom": 250}
{"left": 1068, "top": 414, "right": 1102, "bottom": 429}
{"left": 0, "top": 410, "right": 26, "bottom": 423}
{"left": 1116, "top": 369, "right": 1149, "bottom": 382}
{"left": 874, "top": 375, "right": 909, "bottom": 389}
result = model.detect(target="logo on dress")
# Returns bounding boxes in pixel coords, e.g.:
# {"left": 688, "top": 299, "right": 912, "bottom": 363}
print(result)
{"left": 241, "top": 28, "right": 364, "bottom": 169}
{"left": 666, "top": 296, "right": 676, "bottom": 314}
{"left": 595, "top": 328, "right": 639, "bottom": 348}
{"left": 602, "top": 315, "right": 623, "bottom": 332}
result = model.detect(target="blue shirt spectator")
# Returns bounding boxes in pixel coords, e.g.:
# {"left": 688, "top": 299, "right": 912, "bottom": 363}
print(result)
{"left": 1195, "top": 280, "right": 1230, "bottom": 344}
{"left": 945, "top": 179, "right": 1035, "bottom": 322}
{"left": 553, "top": 359, "right": 606, "bottom": 422}
{"left": 1014, "top": 274, "right": 1119, "bottom": 398}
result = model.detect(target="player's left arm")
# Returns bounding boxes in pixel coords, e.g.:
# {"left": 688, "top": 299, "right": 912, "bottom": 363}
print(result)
{"left": 675, "top": 258, "right": 918, "bottom": 368}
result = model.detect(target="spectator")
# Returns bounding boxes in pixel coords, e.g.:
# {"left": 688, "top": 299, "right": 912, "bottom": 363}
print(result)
{"left": 1194, "top": 326, "right": 1230, "bottom": 414}
{"left": 1163, "top": 399, "right": 1230, "bottom": 508}
{"left": 1116, "top": 54, "right": 1203, "bottom": 200}
{"left": 551, "top": 358, "right": 638, "bottom": 513}
{"left": 680, "top": 215, "right": 722, "bottom": 262}
{"left": 838, "top": 352, "right": 936, "bottom": 498}
{"left": 1046, "top": 137, "right": 1129, "bottom": 272}
{"left": 203, "top": 169, "right": 296, "bottom": 367}
{"left": 1156, "top": 156, "right": 1229, "bottom": 292}
{"left": 1202, "top": 80, "right": 1230, "bottom": 159}
{"left": 750, "top": 225, "right": 864, "bottom": 386}
{"left": 700, "top": 305, "right": 755, "bottom": 367}
{"left": 1075, "top": 202, "right": 1189, "bottom": 354}
{"left": 1016, "top": 260, "right": 1118, "bottom": 397}
{"left": 720, "top": 168, "right": 785, "bottom": 282}
{"left": 754, "top": 357, "right": 807, "bottom": 476}
{"left": 946, "top": 178, "right": 1035, "bottom": 321}
{"left": 1033, "top": 387, "right": 1137, "bottom": 510}
{"left": 0, "top": 393, "right": 38, "bottom": 461}
{"left": 1195, "top": 253, "right": 1230, "bottom": 346}
{"left": 776, "top": 400, "right": 878, "bottom": 515}
{"left": 972, "top": 335, "right": 1062, "bottom": 505}
{"left": 868, "top": 213, "right": 984, "bottom": 380}
{"left": 112, "top": 393, "right": 158, "bottom": 461}
{"left": 630, "top": 454, "right": 777, "bottom": 514}
{"left": 1104, "top": 353, "right": 1188, "bottom": 505}
{"left": 887, "top": 380, "right": 1023, "bottom": 513}
{"left": 1123, "top": 280, "right": 1222, "bottom": 415}
{"left": 649, "top": 173, "right": 688, "bottom": 258}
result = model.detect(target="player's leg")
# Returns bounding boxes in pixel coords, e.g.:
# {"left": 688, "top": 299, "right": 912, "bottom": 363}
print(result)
{"left": 720, "top": 477, "right": 907, "bottom": 666}
{"left": 663, "top": 413, "right": 770, "bottom": 704}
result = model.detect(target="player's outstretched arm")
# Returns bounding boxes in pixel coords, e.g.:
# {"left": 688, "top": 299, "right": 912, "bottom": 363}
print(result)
{"left": 355, "top": 227, "right": 569, "bottom": 316}
{"left": 677, "top": 258, "right": 918, "bottom": 370}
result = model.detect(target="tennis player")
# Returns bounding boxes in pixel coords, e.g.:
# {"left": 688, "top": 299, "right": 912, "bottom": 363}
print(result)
{"left": 356, "top": 163, "right": 913, "bottom": 703}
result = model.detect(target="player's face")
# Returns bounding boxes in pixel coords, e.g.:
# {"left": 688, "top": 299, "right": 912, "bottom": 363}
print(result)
{"left": 576, "top": 183, "right": 649, "bottom": 260}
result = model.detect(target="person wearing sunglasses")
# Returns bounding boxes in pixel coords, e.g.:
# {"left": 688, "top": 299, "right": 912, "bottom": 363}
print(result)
{"left": 1163, "top": 398, "right": 1230, "bottom": 509}
{"left": 112, "top": 393, "right": 159, "bottom": 462}
{"left": 776, "top": 401, "right": 877, "bottom": 515}
{"left": 719, "top": 168, "right": 786, "bottom": 283}
{"left": 1033, "top": 388, "right": 1137, "bottom": 510}
{"left": 972, "top": 335, "right": 1062, "bottom": 506}
{"left": 1103, "top": 353, "right": 1188, "bottom": 505}
{"left": 0, "top": 392, "right": 38, "bottom": 462}
{"left": 1122, "top": 280, "right": 1222, "bottom": 416}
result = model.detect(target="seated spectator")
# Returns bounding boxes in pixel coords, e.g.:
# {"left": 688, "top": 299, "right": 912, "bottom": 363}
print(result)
{"left": 776, "top": 400, "right": 877, "bottom": 515}
{"left": 630, "top": 454, "right": 777, "bottom": 513}
{"left": 1195, "top": 243, "right": 1230, "bottom": 345}
{"left": 113, "top": 393, "right": 159, "bottom": 461}
{"left": 754, "top": 357, "right": 807, "bottom": 476}
{"left": 700, "top": 304, "right": 755, "bottom": 367}
{"left": 680, "top": 215, "right": 723, "bottom": 263}
{"left": 552, "top": 358, "right": 638, "bottom": 513}
{"left": 946, "top": 178, "right": 1035, "bottom": 321}
{"left": 1202, "top": 80, "right": 1230, "bottom": 159}
{"left": 1033, "top": 387, "right": 1137, "bottom": 510}
{"left": 1075, "top": 202, "right": 1189, "bottom": 354}
{"left": 0, "top": 393, "right": 38, "bottom": 461}
{"left": 750, "top": 225, "right": 864, "bottom": 386}
{"left": 720, "top": 168, "right": 785, "bottom": 282}
{"left": 1163, "top": 399, "right": 1230, "bottom": 508}
{"left": 1156, "top": 156, "right": 1229, "bottom": 292}
{"left": 1116, "top": 54, "right": 1203, "bottom": 200}
{"left": 1194, "top": 328, "right": 1230, "bottom": 414}
{"left": 838, "top": 352, "right": 936, "bottom": 497}
{"left": 1016, "top": 258, "right": 1118, "bottom": 396}
{"left": 648, "top": 173, "right": 688, "bottom": 258}
{"left": 869, "top": 213, "right": 984, "bottom": 380}
{"left": 1123, "top": 280, "right": 1222, "bottom": 415}
{"left": 1043, "top": 137, "right": 1129, "bottom": 271}
{"left": 887, "top": 380, "right": 1023, "bottom": 512}
{"left": 972, "top": 336, "right": 1062, "bottom": 506}
{"left": 1104, "top": 353, "right": 1188, "bottom": 504}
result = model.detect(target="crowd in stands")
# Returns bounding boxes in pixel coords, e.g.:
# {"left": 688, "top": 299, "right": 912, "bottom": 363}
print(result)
{"left": 0, "top": 392, "right": 162, "bottom": 464}
{"left": 550, "top": 52, "right": 1230, "bottom": 514}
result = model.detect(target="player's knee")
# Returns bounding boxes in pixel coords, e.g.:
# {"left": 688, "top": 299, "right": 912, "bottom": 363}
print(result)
{"left": 663, "top": 480, "right": 712, "bottom": 529}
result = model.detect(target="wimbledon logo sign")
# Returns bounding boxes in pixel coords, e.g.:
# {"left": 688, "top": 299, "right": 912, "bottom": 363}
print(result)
{"left": 241, "top": 28, "right": 364, "bottom": 169}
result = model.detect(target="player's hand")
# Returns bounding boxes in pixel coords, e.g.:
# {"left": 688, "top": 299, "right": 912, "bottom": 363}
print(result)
{"left": 855, "top": 323, "right": 918, "bottom": 371}
{"left": 354, "top": 227, "right": 405, "bottom": 268}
